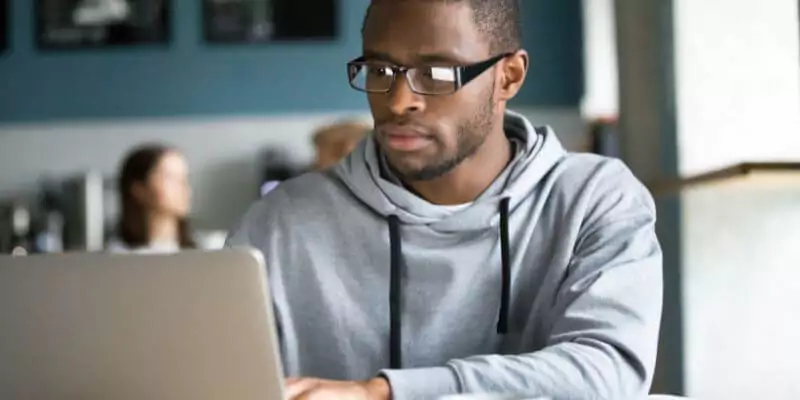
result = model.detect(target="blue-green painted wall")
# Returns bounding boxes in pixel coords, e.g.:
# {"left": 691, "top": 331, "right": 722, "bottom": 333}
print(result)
{"left": 0, "top": 0, "right": 583, "bottom": 123}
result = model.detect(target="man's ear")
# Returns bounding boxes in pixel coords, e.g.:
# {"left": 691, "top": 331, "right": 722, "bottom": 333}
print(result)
{"left": 497, "top": 50, "right": 529, "bottom": 102}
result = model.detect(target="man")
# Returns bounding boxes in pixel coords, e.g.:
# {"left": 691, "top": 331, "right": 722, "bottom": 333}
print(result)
{"left": 228, "top": 0, "right": 663, "bottom": 399}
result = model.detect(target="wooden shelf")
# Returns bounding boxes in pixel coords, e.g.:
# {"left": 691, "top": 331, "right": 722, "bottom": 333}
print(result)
{"left": 648, "top": 162, "right": 800, "bottom": 196}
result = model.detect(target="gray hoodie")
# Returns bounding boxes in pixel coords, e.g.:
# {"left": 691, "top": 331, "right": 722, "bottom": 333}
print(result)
{"left": 227, "top": 111, "right": 663, "bottom": 400}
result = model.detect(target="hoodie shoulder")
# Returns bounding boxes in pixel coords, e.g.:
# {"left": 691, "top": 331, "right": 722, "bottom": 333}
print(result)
{"left": 556, "top": 152, "right": 647, "bottom": 192}
{"left": 553, "top": 152, "right": 656, "bottom": 231}
{"left": 271, "top": 170, "right": 345, "bottom": 203}
{"left": 226, "top": 170, "right": 348, "bottom": 248}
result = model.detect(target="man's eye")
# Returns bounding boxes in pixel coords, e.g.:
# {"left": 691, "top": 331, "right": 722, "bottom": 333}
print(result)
{"left": 369, "top": 67, "right": 393, "bottom": 77}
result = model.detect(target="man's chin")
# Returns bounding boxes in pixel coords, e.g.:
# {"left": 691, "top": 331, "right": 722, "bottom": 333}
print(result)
{"left": 386, "top": 162, "right": 424, "bottom": 181}
{"left": 383, "top": 150, "right": 459, "bottom": 181}
{"left": 389, "top": 162, "right": 455, "bottom": 182}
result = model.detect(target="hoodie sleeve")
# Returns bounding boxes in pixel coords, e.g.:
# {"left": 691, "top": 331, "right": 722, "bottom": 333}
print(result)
{"left": 381, "top": 161, "right": 663, "bottom": 400}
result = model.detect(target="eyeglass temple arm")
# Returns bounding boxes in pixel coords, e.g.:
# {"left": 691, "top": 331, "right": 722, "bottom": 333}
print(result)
{"left": 458, "top": 53, "right": 514, "bottom": 86}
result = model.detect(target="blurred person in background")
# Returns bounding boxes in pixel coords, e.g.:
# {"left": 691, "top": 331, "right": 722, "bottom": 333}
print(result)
{"left": 312, "top": 120, "right": 371, "bottom": 170}
{"left": 261, "top": 121, "right": 372, "bottom": 196}
{"left": 260, "top": 121, "right": 369, "bottom": 197}
{"left": 107, "top": 144, "right": 196, "bottom": 254}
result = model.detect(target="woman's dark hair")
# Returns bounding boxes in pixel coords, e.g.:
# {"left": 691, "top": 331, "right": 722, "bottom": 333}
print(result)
{"left": 118, "top": 144, "right": 196, "bottom": 249}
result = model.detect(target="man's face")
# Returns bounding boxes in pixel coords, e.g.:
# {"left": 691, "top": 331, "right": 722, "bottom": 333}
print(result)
{"left": 362, "top": 1, "right": 498, "bottom": 181}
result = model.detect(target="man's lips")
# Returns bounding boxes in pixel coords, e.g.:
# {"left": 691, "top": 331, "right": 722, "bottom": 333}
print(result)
{"left": 378, "top": 126, "right": 432, "bottom": 152}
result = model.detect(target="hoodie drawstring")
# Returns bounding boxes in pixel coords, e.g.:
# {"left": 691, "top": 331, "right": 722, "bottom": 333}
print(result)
{"left": 497, "top": 197, "right": 511, "bottom": 334}
{"left": 388, "top": 215, "right": 403, "bottom": 369}
{"left": 386, "top": 201, "right": 512, "bottom": 368}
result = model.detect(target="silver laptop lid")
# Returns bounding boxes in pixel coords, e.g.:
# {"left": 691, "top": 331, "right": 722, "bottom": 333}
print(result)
{"left": 0, "top": 248, "right": 284, "bottom": 400}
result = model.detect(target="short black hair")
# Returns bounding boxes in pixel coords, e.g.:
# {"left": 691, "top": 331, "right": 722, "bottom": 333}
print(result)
{"left": 362, "top": 0, "right": 522, "bottom": 54}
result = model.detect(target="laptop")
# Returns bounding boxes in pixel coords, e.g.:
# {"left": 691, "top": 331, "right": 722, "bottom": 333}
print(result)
{"left": 0, "top": 248, "right": 284, "bottom": 399}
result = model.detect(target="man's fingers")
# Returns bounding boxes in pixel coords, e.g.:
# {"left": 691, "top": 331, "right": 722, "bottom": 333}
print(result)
{"left": 285, "top": 377, "right": 318, "bottom": 400}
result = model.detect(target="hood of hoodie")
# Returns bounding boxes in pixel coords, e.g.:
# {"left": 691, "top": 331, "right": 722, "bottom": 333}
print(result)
{"left": 332, "top": 110, "right": 567, "bottom": 232}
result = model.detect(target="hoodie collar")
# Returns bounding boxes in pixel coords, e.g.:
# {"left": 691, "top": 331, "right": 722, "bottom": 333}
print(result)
{"left": 333, "top": 110, "right": 567, "bottom": 232}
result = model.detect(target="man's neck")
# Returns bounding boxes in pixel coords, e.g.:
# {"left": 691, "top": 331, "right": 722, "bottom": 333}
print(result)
{"left": 404, "top": 130, "right": 512, "bottom": 205}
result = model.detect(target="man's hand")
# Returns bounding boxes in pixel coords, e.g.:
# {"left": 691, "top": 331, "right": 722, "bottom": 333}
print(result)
{"left": 285, "top": 377, "right": 391, "bottom": 400}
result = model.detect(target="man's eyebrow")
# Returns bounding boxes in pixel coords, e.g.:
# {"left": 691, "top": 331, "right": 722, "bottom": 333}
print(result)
{"left": 416, "top": 53, "right": 464, "bottom": 65}
{"left": 362, "top": 50, "right": 464, "bottom": 66}
{"left": 362, "top": 50, "right": 401, "bottom": 64}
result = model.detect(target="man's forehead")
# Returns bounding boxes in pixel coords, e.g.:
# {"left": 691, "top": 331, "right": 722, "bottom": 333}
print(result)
{"left": 362, "top": 0, "right": 490, "bottom": 63}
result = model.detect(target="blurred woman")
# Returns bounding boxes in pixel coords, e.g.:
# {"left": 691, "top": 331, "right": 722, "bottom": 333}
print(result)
{"left": 107, "top": 144, "right": 195, "bottom": 253}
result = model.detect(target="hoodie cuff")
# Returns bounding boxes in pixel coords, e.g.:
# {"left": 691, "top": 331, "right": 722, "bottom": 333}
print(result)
{"left": 379, "top": 366, "right": 460, "bottom": 400}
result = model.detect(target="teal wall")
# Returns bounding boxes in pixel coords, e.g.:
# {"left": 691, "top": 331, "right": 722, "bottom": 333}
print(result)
{"left": 0, "top": 0, "right": 583, "bottom": 123}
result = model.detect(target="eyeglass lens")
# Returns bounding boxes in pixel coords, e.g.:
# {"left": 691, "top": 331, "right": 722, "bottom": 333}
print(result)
{"left": 349, "top": 64, "right": 458, "bottom": 94}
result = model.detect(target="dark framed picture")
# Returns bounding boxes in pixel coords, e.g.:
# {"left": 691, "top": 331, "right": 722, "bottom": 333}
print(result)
{"left": 0, "top": 0, "right": 8, "bottom": 53}
{"left": 36, "top": 0, "right": 170, "bottom": 49}
{"left": 203, "top": 0, "right": 337, "bottom": 44}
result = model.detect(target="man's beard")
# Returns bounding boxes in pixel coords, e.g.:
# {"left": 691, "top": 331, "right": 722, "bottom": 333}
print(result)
{"left": 395, "top": 92, "right": 496, "bottom": 182}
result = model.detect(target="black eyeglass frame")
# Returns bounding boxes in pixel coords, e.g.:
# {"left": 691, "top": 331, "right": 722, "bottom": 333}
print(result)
{"left": 346, "top": 52, "right": 515, "bottom": 95}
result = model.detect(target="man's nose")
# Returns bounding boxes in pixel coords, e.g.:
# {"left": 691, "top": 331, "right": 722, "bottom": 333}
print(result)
{"left": 387, "top": 74, "right": 425, "bottom": 115}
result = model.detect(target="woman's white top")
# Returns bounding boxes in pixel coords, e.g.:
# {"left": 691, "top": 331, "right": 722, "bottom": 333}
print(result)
{"left": 105, "top": 230, "right": 227, "bottom": 254}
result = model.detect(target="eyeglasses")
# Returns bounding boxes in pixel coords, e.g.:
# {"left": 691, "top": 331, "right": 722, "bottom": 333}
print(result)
{"left": 347, "top": 53, "right": 513, "bottom": 96}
